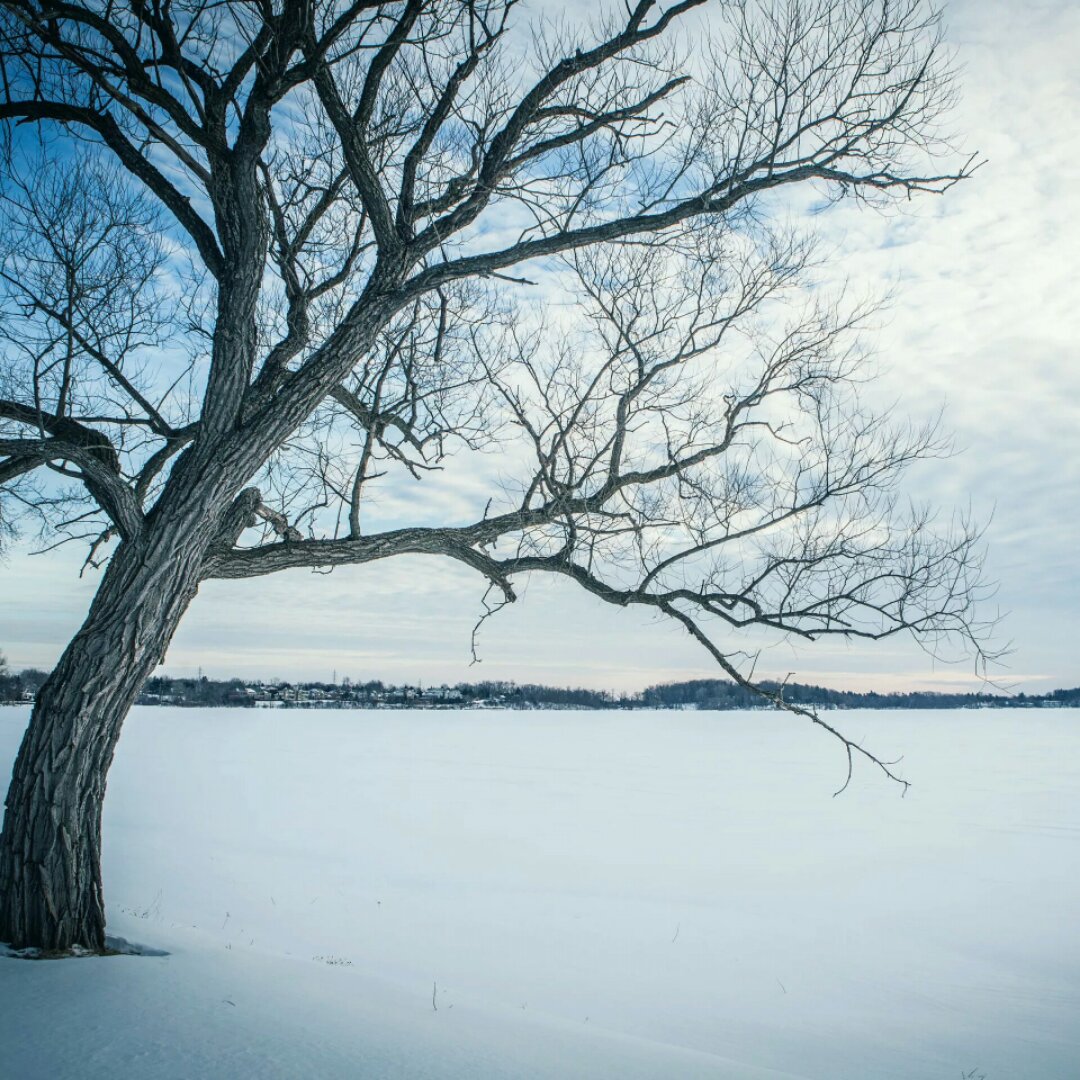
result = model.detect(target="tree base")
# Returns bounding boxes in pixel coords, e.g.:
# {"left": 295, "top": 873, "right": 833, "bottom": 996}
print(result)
{"left": 1, "top": 935, "right": 169, "bottom": 960}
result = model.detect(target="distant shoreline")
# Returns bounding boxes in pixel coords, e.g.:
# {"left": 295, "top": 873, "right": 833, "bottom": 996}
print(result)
{"left": 5, "top": 670, "right": 1077, "bottom": 712}
{"left": 117, "top": 676, "right": 1080, "bottom": 712}
{"left": 3, "top": 699, "right": 1074, "bottom": 713}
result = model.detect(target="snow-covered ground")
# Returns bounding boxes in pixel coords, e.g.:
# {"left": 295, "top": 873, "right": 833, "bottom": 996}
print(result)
{"left": 1, "top": 706, "right": 1078, "bottom": 1079}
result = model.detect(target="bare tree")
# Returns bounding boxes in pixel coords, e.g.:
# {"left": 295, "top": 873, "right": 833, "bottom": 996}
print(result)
{"left": 0, "top": 0, "right": 987, "bottom": 952}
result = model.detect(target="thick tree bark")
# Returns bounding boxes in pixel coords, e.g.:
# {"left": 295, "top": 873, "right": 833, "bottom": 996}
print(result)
{"left": 0, "top": 519, "right": 212, "bottom": 951}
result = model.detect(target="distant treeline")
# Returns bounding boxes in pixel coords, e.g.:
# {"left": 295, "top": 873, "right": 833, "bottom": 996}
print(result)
{"left": 138, "top": 674, "right": 1078, "bottom": 709}
{"left": 639, "top": 679, "right": 1080, "bottom": 710}
{"left": 96, "top": 673, "right": 1080, "bottom": 709}
{"left": 2, "top": 665, "right": 1078, "bottom": 710}
{"left": 0, "top": 666, "right": 47, "bottom": 703}
{"left": 103, "top": 673, "right": 1080, "bottom": 708}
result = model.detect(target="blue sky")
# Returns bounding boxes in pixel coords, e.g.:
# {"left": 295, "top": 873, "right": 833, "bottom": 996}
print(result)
{"left": 2, "top": 0, "right": 1078, "bottom": 694}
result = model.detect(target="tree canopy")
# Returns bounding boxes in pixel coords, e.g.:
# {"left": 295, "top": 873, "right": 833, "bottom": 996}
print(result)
{"left": 0, "top": 0, "right": 994, "bottom": 950}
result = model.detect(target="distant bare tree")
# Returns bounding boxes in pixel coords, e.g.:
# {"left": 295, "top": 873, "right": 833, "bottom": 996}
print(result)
{"left": 0, "top": 0, "right": 986, "bottom": 952}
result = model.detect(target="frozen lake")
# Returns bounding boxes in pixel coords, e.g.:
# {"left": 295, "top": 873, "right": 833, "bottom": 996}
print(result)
{"left": 1, "top": 705, "right": 1078, "bottom": 1078}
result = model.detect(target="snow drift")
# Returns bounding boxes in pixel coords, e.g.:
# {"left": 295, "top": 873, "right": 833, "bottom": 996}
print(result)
{"left": 1, "top": 706, "right": 1077, "bottom": 1078}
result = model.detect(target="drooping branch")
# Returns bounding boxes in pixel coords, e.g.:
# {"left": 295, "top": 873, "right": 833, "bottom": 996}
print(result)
{"left": 202, "top": 506, "right": 962, "bottom": 793}
{"left": 658, "top": 600, "right": 909, "bottom": 795}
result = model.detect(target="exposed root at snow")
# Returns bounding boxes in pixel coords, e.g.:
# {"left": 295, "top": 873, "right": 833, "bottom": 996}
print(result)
{"left": 0, "top": 936, "right": 168, "bottom": 960}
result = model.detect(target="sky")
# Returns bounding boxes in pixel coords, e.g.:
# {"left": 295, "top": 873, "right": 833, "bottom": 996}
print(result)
{"left": 2, "top": 0, "right": 1079, "bottom": 695}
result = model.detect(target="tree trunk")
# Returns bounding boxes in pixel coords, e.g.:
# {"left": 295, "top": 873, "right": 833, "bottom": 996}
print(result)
{"left": 0, "top": 523, "right": 209, "bottom": 952}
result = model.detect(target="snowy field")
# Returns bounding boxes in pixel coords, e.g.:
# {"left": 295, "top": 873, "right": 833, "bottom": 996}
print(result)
{"left": 1, "top": 706, "right": 1078, "bottom": 1079}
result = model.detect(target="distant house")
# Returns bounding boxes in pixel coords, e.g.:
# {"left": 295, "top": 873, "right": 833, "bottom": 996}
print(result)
{"left": 418, "top": 686, "right": 464, "bottom": 705}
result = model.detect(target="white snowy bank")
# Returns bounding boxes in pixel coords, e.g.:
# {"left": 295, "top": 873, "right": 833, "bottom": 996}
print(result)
{"left": 1, "top": 706, "right": 1077, "bottom": 1079}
